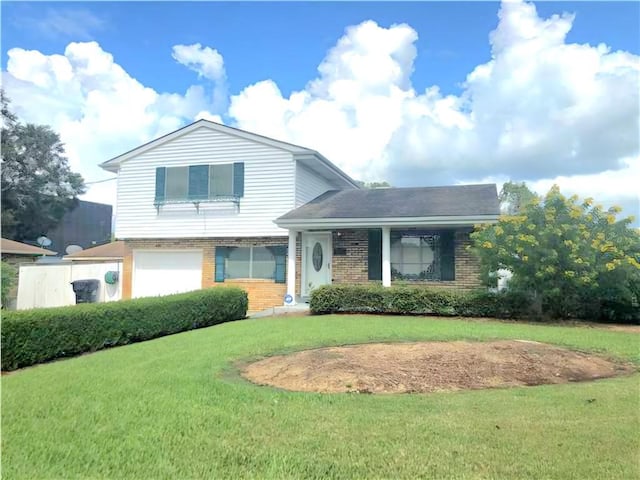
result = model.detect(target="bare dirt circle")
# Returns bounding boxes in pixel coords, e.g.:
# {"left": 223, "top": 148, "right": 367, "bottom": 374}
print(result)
{"left": 241, "top": 341, "right": 636, "bottom": 394}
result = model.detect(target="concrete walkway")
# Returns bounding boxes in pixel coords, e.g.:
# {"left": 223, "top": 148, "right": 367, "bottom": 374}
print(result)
{"left": 249, "top": 303, "right": 310, "bottom": 318}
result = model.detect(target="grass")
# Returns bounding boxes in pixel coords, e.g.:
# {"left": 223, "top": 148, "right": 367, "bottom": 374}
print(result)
{"left": 2, "top": 315, "right": 639, "bottom": 479}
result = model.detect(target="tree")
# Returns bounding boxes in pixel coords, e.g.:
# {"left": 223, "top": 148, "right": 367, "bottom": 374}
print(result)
{"left": 1, "top": 91, "right": 86, "bottom": 241}
{"left": 356, "top": 180, "right": 392, "bottom": 189}
{"left": 1, "top": 261, "right": 17, "bottom": 308}
{"left": 499, "top": 181, "right": 539, "bottom": 215}
{"left": 470, "top": 184, "right": 640, "bottom": 321}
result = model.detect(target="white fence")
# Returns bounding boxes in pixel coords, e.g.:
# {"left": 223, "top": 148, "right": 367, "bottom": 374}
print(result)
{"left": 17, "top": 262, "right": 122, "bottom": 310}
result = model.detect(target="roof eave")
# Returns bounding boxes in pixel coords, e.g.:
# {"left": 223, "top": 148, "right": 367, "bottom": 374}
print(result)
{"left": 99, "top": 119, "right": 315, "bottom": 173}
{"left": 275, "top": 214, "right": 500, "bottom": 229}
{"left": 294, "top": 152, "right": 361, "bottom": 189}
{"left": 2, "top": 251, "right": 57, "bottom": 256}
{"left": 63, "top": 256, "right": 123, "bottom": 261}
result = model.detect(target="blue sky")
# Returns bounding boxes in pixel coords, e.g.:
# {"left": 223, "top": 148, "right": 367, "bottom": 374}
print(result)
{"left": 4, "top": 2, "right": 638, "bottom": 100}
{"left": 1, "top": 1, "right": 639, "bottom": 221}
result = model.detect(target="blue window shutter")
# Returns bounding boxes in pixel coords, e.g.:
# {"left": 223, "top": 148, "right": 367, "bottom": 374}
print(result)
{"left": 155, "top": 167, "right": 166, "bottom": 202}
{"left": 215, "top": 247, "right": 227, "bottom": 282}
{"left": 271, "top": 245, "right": 287, "bottom": 283}
{"left": 440, "top": 231, "right": 456, "bottom": 281}
{"left": 188, "top": 165, "right": 209, "bottom": 201}
{"left": 233, "top": 162, "right": 245, "bottom": 197}
{"left": 367, "top": 229, "right": 382, "bottom": 281}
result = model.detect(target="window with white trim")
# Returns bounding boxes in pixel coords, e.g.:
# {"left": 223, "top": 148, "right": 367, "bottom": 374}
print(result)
{"left": 225, "top": 246, "right": 276, "bottom": 280}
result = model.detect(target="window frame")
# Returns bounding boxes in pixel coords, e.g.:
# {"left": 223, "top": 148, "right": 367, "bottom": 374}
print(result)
{"left": 155, "top": 163, "right": 241, "bottom": 205}
{"left": 164, "top": 166, "right": 189, "bottom": 201}
{"left": 390, "top": 231, "right": 442, "bottom": 281}
{"left": 223, "top": 246, "right": 277, "bottom": 280}
{"left": 209, "top": 164, "right": 234, "bottom": 198}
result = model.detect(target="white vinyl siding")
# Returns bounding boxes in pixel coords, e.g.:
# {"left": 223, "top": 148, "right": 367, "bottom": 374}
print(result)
{"left": 115, "top": 126, "right": 296, "bottom": 238}
{"left": 295, "top": 163, "right": 335, "bottom": 207}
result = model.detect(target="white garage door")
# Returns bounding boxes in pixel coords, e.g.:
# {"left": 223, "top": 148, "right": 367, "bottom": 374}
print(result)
{"left": 133, "top": 250, "right": 203, "bottom": 298}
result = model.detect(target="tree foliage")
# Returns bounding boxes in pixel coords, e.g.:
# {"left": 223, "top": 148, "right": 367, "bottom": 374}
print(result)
{"left": 471, "top": 184, "right": 640, "bottom": 322}
{"left": 356, "top": 180, "right": 392, "bottom": 189}
{"left": 1, "top": 261, "right": 17, "bottom": 308}
{"left": 1, "top": 91, "right": 86, "bottom": 242}
{"left": 499, "top": 181, "right": 539, "bottom": 215}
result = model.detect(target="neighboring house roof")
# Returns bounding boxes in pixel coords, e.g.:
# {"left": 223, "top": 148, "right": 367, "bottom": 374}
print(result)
{"left": 99, "top": 119, "right": 360, "bottom": 189}
{"left": 1, "top": 238, "right": 57, "bottom": 256}
{"left": 276, "top": 184, "right": 500, "bottom": 228}
{"left": 63, "top": 240, "right": 127, "bottom": 261}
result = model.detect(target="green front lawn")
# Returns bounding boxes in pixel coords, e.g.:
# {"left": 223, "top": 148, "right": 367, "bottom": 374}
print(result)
{"left": 2, "top": 315, "right": 639, "bottom": 479}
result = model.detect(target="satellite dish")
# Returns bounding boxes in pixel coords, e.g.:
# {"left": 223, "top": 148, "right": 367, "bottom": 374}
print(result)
{"left": 37, "top": 236, "right": 52, "bottom": 247}
{"left": 65, "top": 245, "right": 84, "bottom": 255}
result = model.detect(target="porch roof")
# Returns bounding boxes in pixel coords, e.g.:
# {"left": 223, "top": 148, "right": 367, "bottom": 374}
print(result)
{"left": 276, "top": 184, "right": 500, "bottom": 229}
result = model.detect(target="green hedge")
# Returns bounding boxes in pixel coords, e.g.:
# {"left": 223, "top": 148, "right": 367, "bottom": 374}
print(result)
{"left": 1, "top": 287, "right": 248, "bottom": 371}
{"left": 309, "top": 284, "right": 530, "bottom": 318}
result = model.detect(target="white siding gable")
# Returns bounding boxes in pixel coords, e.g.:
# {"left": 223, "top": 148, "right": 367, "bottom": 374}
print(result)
{"left": 115, "top": 126, "right": 295, "bottom": 239}
{"left": 295, "top": 163, "right": 335, "bottom": 207}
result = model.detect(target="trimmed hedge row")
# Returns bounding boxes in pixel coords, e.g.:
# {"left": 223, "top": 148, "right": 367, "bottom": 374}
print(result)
{"left": 309, "top": 284, "right": 530, "bottom": 318}
{"left": 1, "top": 287, "right": 247, "bottom": 371}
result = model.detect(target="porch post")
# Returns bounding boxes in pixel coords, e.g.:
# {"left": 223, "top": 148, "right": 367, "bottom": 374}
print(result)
{"left": 286, "top": 230, "right": 297, "bottom": 305}
{"left": 382, "top": 226, "right": 391, "bottom": 287}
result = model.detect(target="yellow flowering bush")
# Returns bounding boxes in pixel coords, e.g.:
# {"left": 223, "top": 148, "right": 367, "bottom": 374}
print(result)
{"left": 471, "top": 183, "right": 640, "bottom": 322}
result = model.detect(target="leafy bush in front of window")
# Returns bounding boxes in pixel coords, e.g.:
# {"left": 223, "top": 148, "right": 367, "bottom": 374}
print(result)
{"left": 1, "top": 287, "right": 248, "bottom": 371}
{"left": 309, "top": 284, "right": 530, "bottom": 318}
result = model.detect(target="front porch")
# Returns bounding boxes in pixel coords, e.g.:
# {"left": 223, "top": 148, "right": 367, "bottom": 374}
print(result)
{"left": 275, "top": 184, "right": 500, "bottom": 306}
{"left": 283, "top": 227, "right": 483, "bottom": 306}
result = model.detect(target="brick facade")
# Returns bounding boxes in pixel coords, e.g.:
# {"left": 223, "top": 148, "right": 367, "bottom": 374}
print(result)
{"left": 328, "top": 228, "right": 482, "bottom": 292}
{"left": 123, "top": 237, "right": 288, "bottom": 313}
{"left": 331, "top": 230, "right": 370, "bottom": 284}
{"left": 122, "top": 228, "right": 483, "bottom": 313}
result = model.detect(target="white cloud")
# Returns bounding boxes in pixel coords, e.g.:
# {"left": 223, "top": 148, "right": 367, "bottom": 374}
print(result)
{"left": 194, "top": 111, "right": 224, "bottom": 123}
{"left": 172, "top": 43, "right": 225, "bottom": 81}
{"left": 172, "top": 43, "right": 227, "bottom": 111}
{"left": 228, "top": 0, "right": 639, "bottom": 206}
{"left": 2, "top": 41, "right": 221, "bottom": 208}
{"left": 2, "top": 0, "right": 638, "bottom": 225}
{"left": 527, "top": 156, "right": 640, "bottom": 219}
{"left": 465, "top": 155, "right": 640, "bottom": 220}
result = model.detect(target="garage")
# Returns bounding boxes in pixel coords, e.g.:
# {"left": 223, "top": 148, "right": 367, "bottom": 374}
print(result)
{"left": 132, "top": 250, "right": 203, "bottom": 298}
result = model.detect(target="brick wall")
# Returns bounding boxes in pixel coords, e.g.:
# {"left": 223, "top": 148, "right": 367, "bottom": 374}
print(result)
{"left": 122, "top": 228, "right": 483, "bottom": 312}
{"left": 123, "top": 237, "right": 288, "bottom": 312}
{"left": 329, "top": 228, "right": 482, "bottom": 292}
{"left": 331, "top": 230, "right": 369, "bottom": 284}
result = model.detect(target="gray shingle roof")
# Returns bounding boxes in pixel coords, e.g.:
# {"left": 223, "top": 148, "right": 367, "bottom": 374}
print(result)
{"left": 278, "top": 184, "right": 499, "bottom": 221}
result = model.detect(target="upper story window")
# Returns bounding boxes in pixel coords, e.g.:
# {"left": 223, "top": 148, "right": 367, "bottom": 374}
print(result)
{"left": 155, "top": 162, "right": 244, "bottom": 205}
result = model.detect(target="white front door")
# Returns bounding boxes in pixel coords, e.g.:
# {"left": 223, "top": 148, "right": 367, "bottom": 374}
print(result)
{"left": 302, "top": 233, "right": 332, "bottom": 297}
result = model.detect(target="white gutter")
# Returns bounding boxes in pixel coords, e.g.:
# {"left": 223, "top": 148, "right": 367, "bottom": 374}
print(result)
{"left": 63, "top": 257, "right": 123, "bottom": 261}
{"left": 275, "top": 214, "right": 499, "bottom": 229}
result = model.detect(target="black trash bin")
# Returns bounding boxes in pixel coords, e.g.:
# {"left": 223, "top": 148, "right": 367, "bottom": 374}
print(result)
{"left": 71, "top": 279, "right": 100, "bottom": 304}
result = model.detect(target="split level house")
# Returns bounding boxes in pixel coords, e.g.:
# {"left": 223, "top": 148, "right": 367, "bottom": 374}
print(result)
{"left": 100, "top": 120, "right": 500, "bottom": 312}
